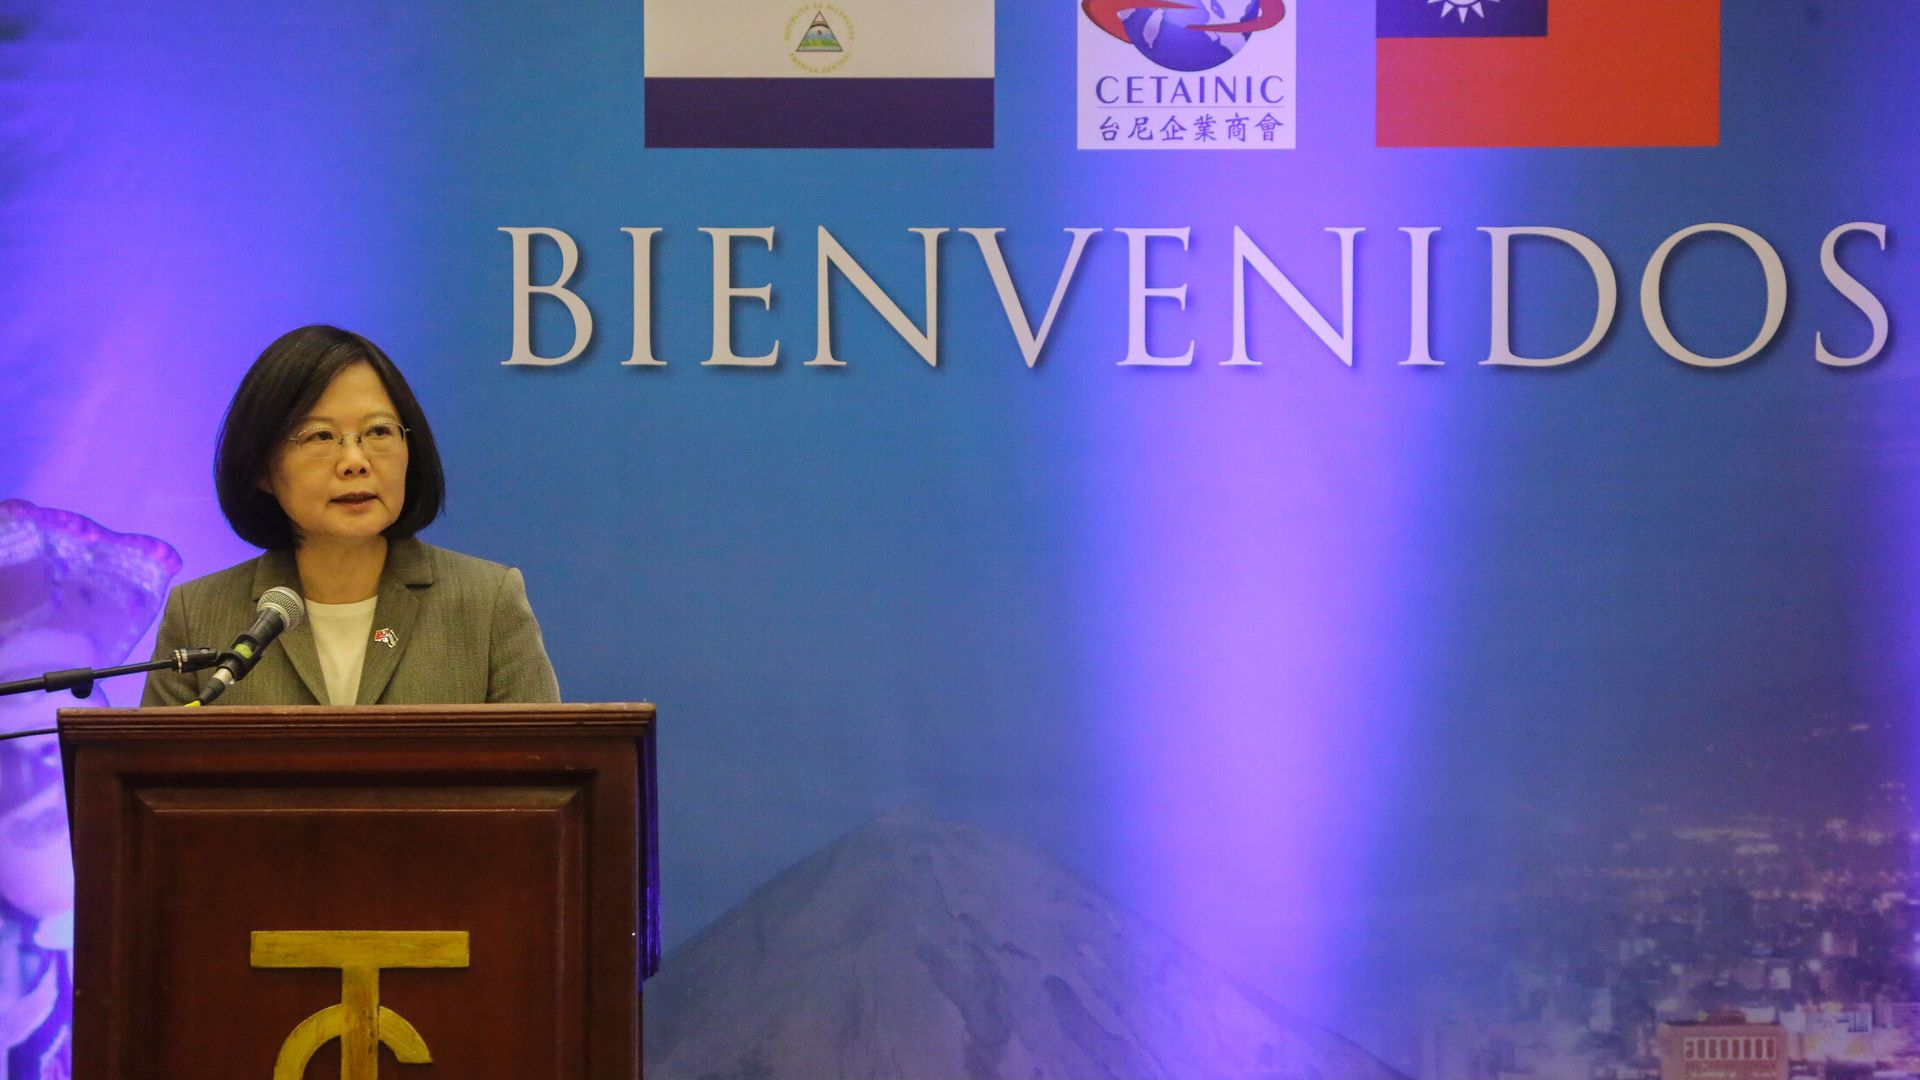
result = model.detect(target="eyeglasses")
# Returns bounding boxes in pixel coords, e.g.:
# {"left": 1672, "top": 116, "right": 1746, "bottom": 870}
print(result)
{"left": 284, "top": 422, "right": 410, "bottom": 460}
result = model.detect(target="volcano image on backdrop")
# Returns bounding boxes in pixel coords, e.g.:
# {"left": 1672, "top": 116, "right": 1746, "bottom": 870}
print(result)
{"left": 644, "top": 809, "right": 1405, "bottom": 1080}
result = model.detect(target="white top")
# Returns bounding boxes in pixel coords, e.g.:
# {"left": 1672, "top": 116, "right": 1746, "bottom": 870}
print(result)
{"left": 305, "top": 596, "right": 378, "bottom": 706}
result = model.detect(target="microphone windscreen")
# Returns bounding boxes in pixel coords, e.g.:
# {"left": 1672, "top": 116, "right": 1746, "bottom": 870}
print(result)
{"left": 257, "top": 586, "right": 306, "bottom": 633}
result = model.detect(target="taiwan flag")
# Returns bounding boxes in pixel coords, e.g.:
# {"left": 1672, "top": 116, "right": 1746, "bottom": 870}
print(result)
{"left": 1376, "top": 0, "right": 1718, "bottom": 147}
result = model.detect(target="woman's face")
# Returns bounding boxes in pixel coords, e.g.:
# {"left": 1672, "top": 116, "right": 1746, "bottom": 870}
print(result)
{"left": 263, "top": 361, "right": 409, "bottom": 549}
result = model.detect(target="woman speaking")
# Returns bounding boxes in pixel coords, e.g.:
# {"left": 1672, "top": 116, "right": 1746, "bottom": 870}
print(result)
{"left": 142, "top": 325, "right": 559, "bottom": 706}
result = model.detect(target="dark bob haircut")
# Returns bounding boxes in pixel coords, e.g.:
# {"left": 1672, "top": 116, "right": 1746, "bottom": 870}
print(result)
{"left": 216, "top": 325, "right": 446, "bottom": 550}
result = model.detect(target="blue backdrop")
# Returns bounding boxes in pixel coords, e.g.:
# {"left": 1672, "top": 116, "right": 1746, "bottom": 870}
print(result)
{"left": 2, "top": 3, "right": 1916, "bottom": 1077}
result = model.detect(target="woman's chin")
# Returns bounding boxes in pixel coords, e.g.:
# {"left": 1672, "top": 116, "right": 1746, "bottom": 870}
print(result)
{"left": 301, "top": 512, "right": 396, "bottom": 547}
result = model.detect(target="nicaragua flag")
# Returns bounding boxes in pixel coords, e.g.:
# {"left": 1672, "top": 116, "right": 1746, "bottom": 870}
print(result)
{"left": 645, "top": 0, "right": 995, "bottom": 148}
{"left": 1376, "top": 0, "right": 1718, "bottom": 147}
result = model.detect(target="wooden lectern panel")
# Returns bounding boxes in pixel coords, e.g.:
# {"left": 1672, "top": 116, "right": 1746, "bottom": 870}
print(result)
{"left": 60, "top": 704, "right": 656, "bottom": 1080}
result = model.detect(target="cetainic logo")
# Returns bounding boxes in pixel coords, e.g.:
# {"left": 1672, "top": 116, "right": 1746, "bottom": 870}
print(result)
{"left": 1080, "top": 0, "right": 1285, "bottom": 72}
{"left": 1077, "top": 0, "right": 1295, "bottom": 150}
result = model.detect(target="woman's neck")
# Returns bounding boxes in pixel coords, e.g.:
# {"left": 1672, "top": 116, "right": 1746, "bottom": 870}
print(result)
{"left": 294, "top": 537, "right": 389, "bottom": 604}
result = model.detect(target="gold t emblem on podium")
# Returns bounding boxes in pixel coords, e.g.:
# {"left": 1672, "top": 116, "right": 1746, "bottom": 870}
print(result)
{"left": 251, "top": 930, "right": 470, "bottom": 1080}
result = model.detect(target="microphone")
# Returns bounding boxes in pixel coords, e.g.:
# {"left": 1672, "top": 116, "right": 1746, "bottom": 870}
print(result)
{"left": 194, "top": 587, "right": 305, "bottom": 706}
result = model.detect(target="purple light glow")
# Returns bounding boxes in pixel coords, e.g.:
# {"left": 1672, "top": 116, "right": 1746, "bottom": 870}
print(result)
{"left": 2, "top": 10, "right": 435, "bottom": 1077}
{"left": 0, "top": 5, "right": 439, "bottom": 655}
{"left": 1076, "top": 366, "right": 1435, "bottom": 1025}
{"left": 0, "top": 500, "right": 180, "bottom": 1075}
{"left": 1064, "top": 6, "right": 1481, "bottom": 1038}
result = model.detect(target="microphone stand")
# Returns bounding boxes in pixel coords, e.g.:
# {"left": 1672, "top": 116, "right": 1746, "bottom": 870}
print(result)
{"left": 0, "top": 648, "right": 223, "bottom": 741}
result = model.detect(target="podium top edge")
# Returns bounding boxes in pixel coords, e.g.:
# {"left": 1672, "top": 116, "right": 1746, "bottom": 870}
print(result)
{"left": 55, "top": 702, "right": 656, "bottom": 741}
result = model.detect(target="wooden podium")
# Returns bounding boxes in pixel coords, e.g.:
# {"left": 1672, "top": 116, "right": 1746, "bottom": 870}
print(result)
{"left": 59, "top": 703, "right": 659, "bottom": 1079}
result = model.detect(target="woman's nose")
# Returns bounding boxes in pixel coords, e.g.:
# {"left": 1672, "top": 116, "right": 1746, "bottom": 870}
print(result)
{"left": 335, "top": 438, "right": 372, "bottom": 475}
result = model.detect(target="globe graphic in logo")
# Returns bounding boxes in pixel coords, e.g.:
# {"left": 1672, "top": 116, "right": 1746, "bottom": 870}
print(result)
{"left": 1121, "top": 0, "right": 1261, "bottom": 72}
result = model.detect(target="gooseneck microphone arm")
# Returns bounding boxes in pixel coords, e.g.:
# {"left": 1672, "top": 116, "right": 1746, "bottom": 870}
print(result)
{"left": 0, "top": 647, "right": 224, "bottom": 701}
{"left": 0, "top": 647, "right": 225, "bottom": 742}
{"left": 0, "top": 587, "right": 308, "bottom": 735}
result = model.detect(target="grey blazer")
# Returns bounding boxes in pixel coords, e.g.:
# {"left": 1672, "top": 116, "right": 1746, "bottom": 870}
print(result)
{"left": 140, "top": 538, "right": 560, "bottom": 706}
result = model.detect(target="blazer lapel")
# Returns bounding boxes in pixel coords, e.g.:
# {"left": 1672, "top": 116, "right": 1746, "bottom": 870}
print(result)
{"left": 356, "top": 538, "right": 431, "bottom": 704}
{"left": 251, "top": 551, "right": 327, "bottom": 705}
